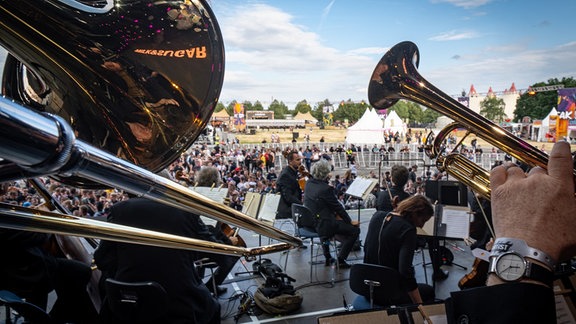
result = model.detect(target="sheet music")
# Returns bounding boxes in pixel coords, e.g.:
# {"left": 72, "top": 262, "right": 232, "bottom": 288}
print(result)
{"left": 242, "top": 192, "right": 262, "bottom": 218}
{"left": 190, "top": 186, "right": 228, "bottom": 204}
{"left": 258, "top": 194, "right": 281, "bottom": 223}
{"left": 555, "top": 294, "right": 576, "bottom": 324}
{"left": 441, "top": 206, "right": 470, "bottom": 239}
{"left": 346, "top": 177, "right": 378, "bottom": 200}
{"left": 555, "top": 283, "right": 576, "bottom": 324}
{"left": 417, "top": 216, "right": 435, "bottom": 236}
{"left": 190, "top": 186, "right": 228, "bottom": 227}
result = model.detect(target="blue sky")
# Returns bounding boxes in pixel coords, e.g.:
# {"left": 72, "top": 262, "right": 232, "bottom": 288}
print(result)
{"left": 210, "top": 0, "right": 576, "bottom": 108}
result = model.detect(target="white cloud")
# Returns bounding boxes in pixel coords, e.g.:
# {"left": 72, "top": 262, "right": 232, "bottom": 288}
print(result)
{"left": 215, "top": 3, "right": 376, "bottom": 106}
{"left": 424, "top": 41, "right": 576, "bottom": 97}
{"left": 429, "top": 30, "right": 480, "bottom": 41}
{"left": 430, "top": 0, "right": 492, "bottom": 9}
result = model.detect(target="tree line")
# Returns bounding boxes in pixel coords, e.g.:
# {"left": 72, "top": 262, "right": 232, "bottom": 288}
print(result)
{"left": 214, "top": 77, "right": 576, "bottom": 125}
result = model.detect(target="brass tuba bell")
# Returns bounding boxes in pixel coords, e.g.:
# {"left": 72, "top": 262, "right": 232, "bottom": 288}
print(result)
{"left": 0, "top": 1, "right": 302, "bottom": 257}
{"left": 1, "top": 0, "right": 225, "bottom": 186}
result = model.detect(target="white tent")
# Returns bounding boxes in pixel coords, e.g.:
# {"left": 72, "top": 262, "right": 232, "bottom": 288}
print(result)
{"left": 294, "top": 111, "right": 318, "bottom": 124}
{"left": 345, "top": 108, "right": 385, "bottom": 145}
{"left": 383, "top": 110, "right": 406, "bottom": 134}
{"left": 532, "top": 107, "right": 557, "bottom": 142}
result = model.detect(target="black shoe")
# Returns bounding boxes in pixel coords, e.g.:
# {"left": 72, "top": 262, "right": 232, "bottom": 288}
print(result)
{"left": 325, "top": 258, "right": 335, "bottom": 266}
{"left": 432, "top": 270, "right": 449, "bottom": 281}
{"left": 337, "top": 259, "right": 352, "bottom": 269}
{"left": 214, "top": 285, "right": 228, "bottom": 296}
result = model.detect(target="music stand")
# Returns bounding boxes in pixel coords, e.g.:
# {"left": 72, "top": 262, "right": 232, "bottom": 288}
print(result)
{"left": 233, "top": 193, "right": 282, "bottom": 279}
{"left": 190, "top": 185, "right": 228, "bottom": 227}
{"left": 431, "top": 204, "right": 469, "bottom": 275}
{"left": 345, "top": 177, "right": 378, "bottom": 224}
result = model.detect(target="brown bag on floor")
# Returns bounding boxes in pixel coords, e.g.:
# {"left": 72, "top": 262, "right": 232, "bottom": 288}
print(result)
{"left": 254, "top": 286, "right": 303, "bottom": 315}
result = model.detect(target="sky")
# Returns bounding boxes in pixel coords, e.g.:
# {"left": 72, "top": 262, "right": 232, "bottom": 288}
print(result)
{"left": 0, "top": 1, "right": 574, "bottom": 110}
{"left": 209, "top": 0, "right": 576, "bottom": 108}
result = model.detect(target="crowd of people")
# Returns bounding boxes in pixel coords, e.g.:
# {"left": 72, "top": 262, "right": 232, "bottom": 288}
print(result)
{"left": 0, "top": 135, "right": 574, "bottom": 323}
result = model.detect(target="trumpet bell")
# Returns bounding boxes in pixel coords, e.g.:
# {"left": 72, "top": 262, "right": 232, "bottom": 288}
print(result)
{"left": 368, "top": 41, "right": 575, "bottom": 199}
{"left": 368, "top": 41, "right": 420, "bottom": 110}
{"left": 0, "top": 0, "right": 224, "bottom": 186}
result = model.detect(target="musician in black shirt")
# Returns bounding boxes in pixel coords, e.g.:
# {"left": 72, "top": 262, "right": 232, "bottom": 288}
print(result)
{"left": 364, "top": 195, "right": 435, "bottom": 305}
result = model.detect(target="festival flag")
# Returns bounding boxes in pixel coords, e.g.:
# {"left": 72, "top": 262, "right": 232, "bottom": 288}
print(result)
{"left": 556, "top": 88, "right": 576, "bottom": 139}
{"left": 233, "top": 102, "right": 246, "bottom": 131}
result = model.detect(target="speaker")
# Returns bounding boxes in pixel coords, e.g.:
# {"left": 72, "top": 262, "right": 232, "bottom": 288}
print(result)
{"left": 425, "top": 180, "right": 467, "bottom": 206}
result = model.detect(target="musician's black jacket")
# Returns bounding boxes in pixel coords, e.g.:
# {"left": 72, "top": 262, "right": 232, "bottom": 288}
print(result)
{"left": 94, "top": 198, "right": 221, "bottom": 324}
{"left": 376, "top": 186, "right": 410, "bottom": 214}
{"left": 304, "top": 178, "right": 359, "bottom": 261}
{"left": 0, "top": 229, "right": 96, "bottom": 322}
{"left": 276, "top": 164, "right": 302, "bottom": 219}
{"left": 446, "top": 282, "right": 555, "bottom": 323}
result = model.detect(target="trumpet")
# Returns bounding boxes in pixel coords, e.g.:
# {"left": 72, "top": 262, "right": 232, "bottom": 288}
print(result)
{"left": 368, "top": 41, "right": 576, "bottom": 199}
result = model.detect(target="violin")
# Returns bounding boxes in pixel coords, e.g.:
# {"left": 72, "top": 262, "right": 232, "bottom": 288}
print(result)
{"left": 220, "top": 223, "right": 247, "bottom": 248}
{"left": 298, "top": 165, "right": 310, "bottom": 191}
{"left": 458, "top": 258, "right": 489, "bottom": 290}
{"left": 458, "top": 243, "right": 492, "bottom": 290}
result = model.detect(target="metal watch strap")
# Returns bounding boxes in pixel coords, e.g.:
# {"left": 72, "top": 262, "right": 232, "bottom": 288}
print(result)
{"left": 491, "top": 237, "right": 556, "bottom": 270}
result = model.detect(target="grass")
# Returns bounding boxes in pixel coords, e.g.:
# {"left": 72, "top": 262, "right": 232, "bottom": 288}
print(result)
{"left": 231, "top": 125, "right": 571, "bottom": 153}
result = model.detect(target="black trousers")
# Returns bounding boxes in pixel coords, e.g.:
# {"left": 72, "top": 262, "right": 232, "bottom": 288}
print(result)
{"left": 202, "top": 253, "right": 240, "bottom": 288}
{"left": 6, "top": 257, "right": 98, "bottom": 323}
{"left": 321, "top": 221, "right": 360, "bottom": 261}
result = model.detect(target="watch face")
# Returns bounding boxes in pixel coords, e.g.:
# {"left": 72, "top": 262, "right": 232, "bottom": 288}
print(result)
{"left": 496, "top": 253, "right": 526, "bottom": 281}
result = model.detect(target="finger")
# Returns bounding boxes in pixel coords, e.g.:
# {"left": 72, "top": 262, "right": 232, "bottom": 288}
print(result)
{"left": 547, "top": 141, "right": 573, "bottom": 182}
{"left": 506, "top": 165, "right": 526, "bottom": 178}
{"left": 527, "top": 166, "right": 546, "bottom": 176}
{"left": 490, "top": 164, "right": 508, "bottom": 190}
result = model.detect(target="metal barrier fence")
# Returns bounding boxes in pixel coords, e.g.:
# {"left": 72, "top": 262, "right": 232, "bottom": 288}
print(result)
{"left": 211, "top": 141, "right": 508, "bottom": 175}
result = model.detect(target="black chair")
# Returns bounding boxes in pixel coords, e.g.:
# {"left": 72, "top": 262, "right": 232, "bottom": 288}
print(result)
{"left": 194, "top": 258, "right": 219, "bottom": 296}
{"left": 349, "top": 263, "right": 404, "bottom": 309}
{"left": 0, "top": 290, "right": 52, "bottom": 324}
{"left": 291, "top": 204, "right": 338, "bottom": 282}
{"left": 104, "top": 278, "right": 168, "bottom": 323}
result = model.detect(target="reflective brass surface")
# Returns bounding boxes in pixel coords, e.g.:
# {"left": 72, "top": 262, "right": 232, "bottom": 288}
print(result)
{"left": 0, "top": 0, "right": 224, "bottom": 183}
{"left": 0, "top": 1, "right": 302, "bottom": 256}
{"left": 368, "top": 41, "right": 575, "bottom": 199}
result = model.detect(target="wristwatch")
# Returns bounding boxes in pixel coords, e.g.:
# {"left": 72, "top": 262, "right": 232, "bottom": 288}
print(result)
{"left": 488, "top": 238, "right": 555, "bottom": 287}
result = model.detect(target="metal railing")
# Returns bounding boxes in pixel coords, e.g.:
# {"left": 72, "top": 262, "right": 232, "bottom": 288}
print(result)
{"left": 208, "top": 141, "right": 508, "bottom": 175}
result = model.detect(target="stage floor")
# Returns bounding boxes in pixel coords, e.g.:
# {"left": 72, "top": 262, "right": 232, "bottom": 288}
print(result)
{"left": 0, "top": 208, "right": 476, "bottom": 324}
{"left": 218, "top": 208, "right": 475, "bottom": 324}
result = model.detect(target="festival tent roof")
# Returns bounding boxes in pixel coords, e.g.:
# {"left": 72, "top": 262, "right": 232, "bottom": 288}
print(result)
{"left": 532, "top": 107, "right": 557, "bottom": 142}
{"left": 212, "top": 109, "right": 230, "bottom": 118}
{"left": 383, "top": 110, "right": 405, "bottom": 134}
{"left": 345, "top": 108, "right": 385, "bottom": 145}
{"left": 294, "top": 111, "right": 318, "bottom": 123}
{"left": 542, "top": 107, "right": 557, "bottom": 127}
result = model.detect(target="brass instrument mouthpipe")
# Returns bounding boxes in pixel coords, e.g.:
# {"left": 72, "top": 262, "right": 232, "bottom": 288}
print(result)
{"left": 0, "top": 96, "right": 302, "bottom": 255}
{"left": 0, "top": 204, "right": 291, "bottom": 257}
